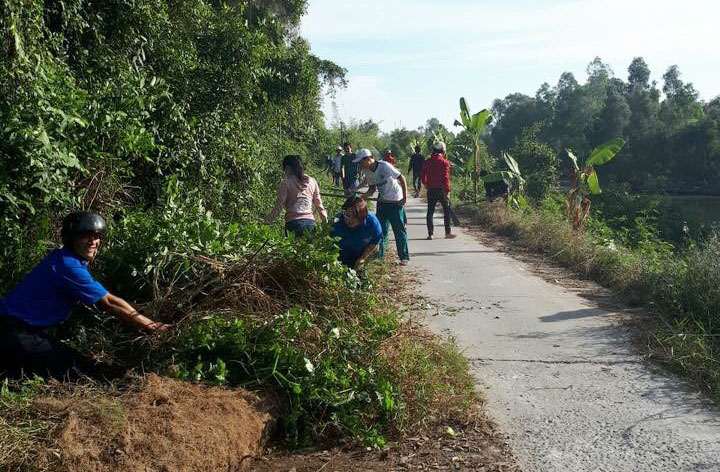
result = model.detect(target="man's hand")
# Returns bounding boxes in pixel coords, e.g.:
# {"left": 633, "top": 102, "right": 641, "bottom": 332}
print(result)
{"left": 146, "top": 321, "right": 173, "bottom": 332}
{"left": 354, "top": 258, "right": 366, "bottom": 270}
{"left": 400, "top": 196, "right": 407, "bottom": 206}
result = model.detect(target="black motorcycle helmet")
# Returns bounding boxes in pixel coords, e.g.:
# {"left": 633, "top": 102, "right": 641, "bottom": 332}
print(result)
{"left": 61, "top": 211, "right": 107, "bottom": 247}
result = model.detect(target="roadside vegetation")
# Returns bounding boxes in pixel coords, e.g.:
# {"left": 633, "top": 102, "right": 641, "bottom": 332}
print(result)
{"left": 441, "top": 58, "right": 720, "bottom": 401}
{"left": 462, "top": 196, "right": 720, "bottom": 401}
{"left": 0, "top": 1, "right": 478, "bottom": 470}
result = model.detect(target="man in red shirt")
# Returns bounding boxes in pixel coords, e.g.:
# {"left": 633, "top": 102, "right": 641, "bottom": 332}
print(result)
{"left": 382, "top": 149, "right": 395, "bottom": 165}
{"left": 421, "top": 141, "right": 457, "bottom": 240}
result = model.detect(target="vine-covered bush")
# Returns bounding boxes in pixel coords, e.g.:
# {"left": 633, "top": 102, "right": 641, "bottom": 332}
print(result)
{"left": 0, "top": 0, "right": 344, "bottom": 291}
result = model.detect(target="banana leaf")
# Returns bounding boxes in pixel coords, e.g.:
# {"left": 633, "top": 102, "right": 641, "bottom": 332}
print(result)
{"left": 586, "top": 138, "right": 625, "bottom": 166}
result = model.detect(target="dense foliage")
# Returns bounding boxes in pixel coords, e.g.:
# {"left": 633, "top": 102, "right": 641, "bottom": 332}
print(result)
{"left": 488, "top": 57, "right": 720, "bottom": 195}
{"left": 0, "top": 0, "right": 344, "bottom": 291}
{"left": 1, "top": 1, "right": 479, "bottom": 452}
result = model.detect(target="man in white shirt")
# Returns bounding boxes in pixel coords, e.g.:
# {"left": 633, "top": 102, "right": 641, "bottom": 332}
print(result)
{"left": 354, "top": 148, "right": 410, "bottom": 265}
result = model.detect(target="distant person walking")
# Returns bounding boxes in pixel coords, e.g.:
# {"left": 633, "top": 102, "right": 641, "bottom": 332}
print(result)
{"left": 331, "top": 197, "right": 383, "bottom": 272}
{"left": 356, "top": 148, "right": 410, "bottom": 265}
{"left": 265, "top": 155, "right": 328, "bottom": 237}
{"left": 332, "top": 146, "right": 343, "bottom": 186}
{"left": 422, "top": 141, "right": 456, "bottom": 240}
{"left": 324, "top": 155, "right": 333, "bottom": 177}
{"left": 408, "top": 145, "right": 425, "bottom": 197}
{"left": 341, "top": 142, "right": 359, "bottom": 196}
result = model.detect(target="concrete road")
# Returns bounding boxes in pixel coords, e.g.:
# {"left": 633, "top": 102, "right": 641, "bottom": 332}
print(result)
{"left": 398, "top": 198, "right": 720, "bottom": 472}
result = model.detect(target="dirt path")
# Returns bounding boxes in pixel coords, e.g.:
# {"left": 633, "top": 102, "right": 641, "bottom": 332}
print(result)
{"left": 403, "top": 197, "right": 720, "bottom": 472}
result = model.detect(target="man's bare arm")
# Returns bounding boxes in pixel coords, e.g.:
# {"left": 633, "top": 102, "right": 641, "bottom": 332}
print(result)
{"left": 99, "top": 293, "right": 171, "bottom": 332}
{"left": 398, "top": 174, "right": 408, "bottom": 205}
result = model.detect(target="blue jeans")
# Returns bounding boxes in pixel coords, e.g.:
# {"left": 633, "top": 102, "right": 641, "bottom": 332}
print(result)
{"left": 377, "top": 202, "right": 409, "bottom": 261}
{"left": 285, "top": 219, "right": 316, "bottom": 237}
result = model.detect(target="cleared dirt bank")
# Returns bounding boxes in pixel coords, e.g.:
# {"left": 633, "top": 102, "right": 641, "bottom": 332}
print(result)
{"left": 33, "top": 375, "right": 270, "bottom": 472}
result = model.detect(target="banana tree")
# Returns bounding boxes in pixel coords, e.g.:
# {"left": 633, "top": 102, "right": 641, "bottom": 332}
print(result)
{"left": 483, "top": 152, "right": 527, "bottom": 210}
{"left": 566, "top": 138, "right": 625, "bottom": 230}
{"left": 453, "top": 97, "right": 492, "bottom": 203}
{"left": 409, "top": 137, "right": 424, "bottom": 154}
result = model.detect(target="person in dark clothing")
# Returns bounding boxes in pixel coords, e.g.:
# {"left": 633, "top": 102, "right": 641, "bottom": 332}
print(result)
{"left": 408, "top": 145, "right": 425, "bottom": 197}
{"left": 323, "top": 155, "right": 333, "bottom": 176}
{"left": 0, "top": 212, "right": 171, "bottom": 380}
{"left": 330, "top": 197, "right": 383, "bottom": 270}
{"left": 421, "top": 141, "right": 457, "bottom": 240}
{"left": 332, "top": 146, "right": 343, "bottom": 186}
{"left": 340, "top": 142, "right": 359, "bottom": 196}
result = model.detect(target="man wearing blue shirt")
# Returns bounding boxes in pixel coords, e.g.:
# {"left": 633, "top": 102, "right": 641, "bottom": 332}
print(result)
{"left": 0, "top": 212, "right": 170, "bottom": 379}
{"left": 330, "top": 197, "right": 383, "bottom": 270}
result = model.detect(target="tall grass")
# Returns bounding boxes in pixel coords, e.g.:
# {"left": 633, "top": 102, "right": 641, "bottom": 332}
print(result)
{"left": 464, "top": 198, "right": 720, "bottom": 400}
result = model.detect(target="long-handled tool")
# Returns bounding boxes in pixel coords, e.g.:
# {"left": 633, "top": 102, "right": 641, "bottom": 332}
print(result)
{"left": 321, "top": 192, "right": 378, "bottom": 202}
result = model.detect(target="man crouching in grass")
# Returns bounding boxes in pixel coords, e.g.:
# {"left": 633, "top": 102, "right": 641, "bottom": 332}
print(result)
{"left": 0, "top": 211, "right": 171, "bottom": 380}
{"left": 331, "top": 197, "right": 383, "bottom": 274}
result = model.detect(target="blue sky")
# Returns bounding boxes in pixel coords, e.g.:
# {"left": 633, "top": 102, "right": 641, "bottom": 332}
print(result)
{"left": 301, "top": 0, "right": 720, "bottom": 132}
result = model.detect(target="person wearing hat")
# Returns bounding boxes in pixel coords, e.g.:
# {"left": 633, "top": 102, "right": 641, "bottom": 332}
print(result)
{"left": 382, "top": 149, "right": 395, "bottom": 165}
{"left": 0, "top": 211, "right": 171, "bottom": 379}
{"left": 355, "top": 148, "right": 410, "bottom": 265}
{"left": 332, "top": 146, "right": 344, "bottom": 186}
{"left": 421, "top": 141, "right": 457, "bottom": 240}
{"left": 340, "top": 142, "right": 359, "bottom": 196}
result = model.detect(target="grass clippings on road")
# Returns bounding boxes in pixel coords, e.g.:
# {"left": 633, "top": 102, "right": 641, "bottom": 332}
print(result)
{"left": 248, "top": 414, "right": 516, "bottom": 472}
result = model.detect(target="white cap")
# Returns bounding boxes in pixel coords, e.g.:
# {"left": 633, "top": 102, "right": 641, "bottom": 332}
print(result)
{"left": 433, "top": 141, "right": 446, "bottom": 152}
{"left": 352, "top": 148, "right": 373, "bottom": 163}
{"left": 336, "top": 145, "right": 343, "bottom": 151}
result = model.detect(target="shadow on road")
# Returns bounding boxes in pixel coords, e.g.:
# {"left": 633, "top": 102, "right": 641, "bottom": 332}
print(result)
{"left": 412, "top": 250, "right": 496, "bottom": 256}
{"left": 539, "top": 307, "right": 608, "bottom": 322}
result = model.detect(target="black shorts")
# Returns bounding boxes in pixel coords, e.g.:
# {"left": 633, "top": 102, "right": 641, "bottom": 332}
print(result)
{"left": 0, "top": 315, "right": 99, "bottom": 380}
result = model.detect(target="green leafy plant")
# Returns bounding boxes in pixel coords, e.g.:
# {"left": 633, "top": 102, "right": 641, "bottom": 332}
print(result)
{"left": 566, "top": 138, "right": 625, "bottom": 230}
{"left": 409, "top": 137, "right": 424, "bottom": 154}
{"left": 453, "top": 97, "right": 492, "bottom": 202}
{"left": 483, "top": 152, "right": 527, "bottom": 210}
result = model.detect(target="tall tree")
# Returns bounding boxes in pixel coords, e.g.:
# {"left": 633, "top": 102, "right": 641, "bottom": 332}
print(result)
{"left": 627, "top": 57, "right": 651, "bottom": 91}
{"left": 660, "top": 65, "right": 703, "bottom": 132}
{"left": 489, "top": 93, "right": 546, "bottom": 153}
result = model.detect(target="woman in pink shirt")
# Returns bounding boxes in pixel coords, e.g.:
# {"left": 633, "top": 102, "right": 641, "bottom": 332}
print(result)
{"left": 265, "top": 155, "right": 328, "bottom": 237}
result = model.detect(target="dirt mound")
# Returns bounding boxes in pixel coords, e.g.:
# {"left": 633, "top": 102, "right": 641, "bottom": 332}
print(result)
{"left": 45, "top": 375, "right": 270, "bottom": 472}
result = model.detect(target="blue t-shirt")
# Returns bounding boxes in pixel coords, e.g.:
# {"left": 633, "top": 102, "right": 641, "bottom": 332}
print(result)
{"left": 331, "top": 212, "right": 383, "bottom": 263}
{"left": 0, "top": 248, "right": 108, "bottom": 327}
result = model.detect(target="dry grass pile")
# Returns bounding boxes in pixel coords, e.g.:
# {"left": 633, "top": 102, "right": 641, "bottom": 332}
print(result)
{"left": 1, "top": 375, "right": 270, "bottom": 472}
